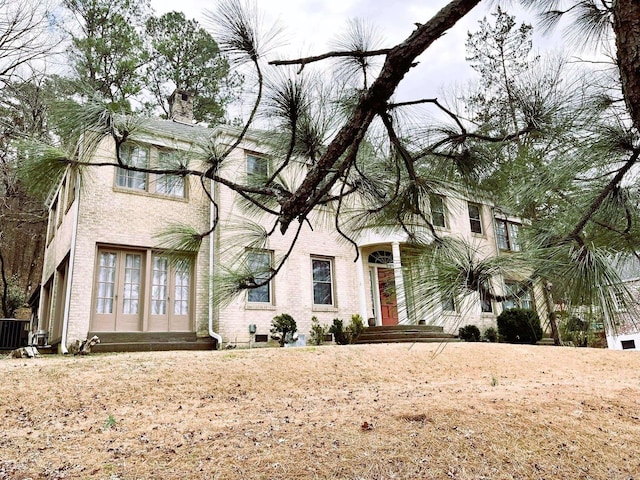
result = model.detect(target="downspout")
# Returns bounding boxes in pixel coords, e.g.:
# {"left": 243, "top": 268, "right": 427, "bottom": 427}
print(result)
{"left": 60, "top": 170, "right": 81, "bottom": 354}
{"left": 208, "top": 178, "right": 222, "bottom": 349}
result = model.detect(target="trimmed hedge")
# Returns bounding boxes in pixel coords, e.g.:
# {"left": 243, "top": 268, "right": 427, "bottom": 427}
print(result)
{"left": 497, "top": 308, "right": 543, "bottom": 344}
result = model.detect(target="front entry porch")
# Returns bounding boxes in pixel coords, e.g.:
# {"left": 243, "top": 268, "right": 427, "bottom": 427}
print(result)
{"left": 360, "top": 242, "right": 411, "bottom": 326}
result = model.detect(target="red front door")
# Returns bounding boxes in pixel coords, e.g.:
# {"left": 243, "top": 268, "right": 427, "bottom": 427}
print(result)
{"left": 378, "top": 268, "right": 399, "bottom": 325}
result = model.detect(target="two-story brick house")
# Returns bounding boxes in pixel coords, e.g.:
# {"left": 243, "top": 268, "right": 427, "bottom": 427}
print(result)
{"left": 35, "top": 92, "right": 547, "bottom": 352}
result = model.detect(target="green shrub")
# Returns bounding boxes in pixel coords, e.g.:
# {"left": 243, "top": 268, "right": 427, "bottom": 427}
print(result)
{"left": 345, "top": 314, "right": 365, "bottom": 343}
{"left": 497, "top": 308, "right": 543, "bottom": 344}
{"left": 270, "top": 313, "right": 297, "bottom": 347}
{"left": 330, "top": 315, "right": 365, "bottom": 345}
{"left": 308, "top": 316, "right": 329, "bottom": 346}
{"left": 558, "top": 313, "right": 591, "bottom": 347}
{"left": 329, "top": 318, "right": 348, "bottom": 345}
{"left": 458, "top": 324, "right": 481, "bottom": 342}
{"left": 483, "top": 327, "right": 498, "bottom": 343}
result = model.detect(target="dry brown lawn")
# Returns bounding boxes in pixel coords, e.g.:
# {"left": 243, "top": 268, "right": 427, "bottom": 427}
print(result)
{"left": 2, "top": 342, "right": 640, "bottom": 479}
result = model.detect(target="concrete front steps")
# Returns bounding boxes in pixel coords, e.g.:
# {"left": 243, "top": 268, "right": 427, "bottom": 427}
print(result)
{"left": 355, "top": 324, "right": 458, "bottom": 344}
{"left": 88, "top": 332, "right": 217, "bottom": 353}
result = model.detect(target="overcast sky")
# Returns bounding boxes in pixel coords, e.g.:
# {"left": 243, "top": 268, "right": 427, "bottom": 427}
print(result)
{"left": 149, "top": 1, "right": 523, "bottom": 101}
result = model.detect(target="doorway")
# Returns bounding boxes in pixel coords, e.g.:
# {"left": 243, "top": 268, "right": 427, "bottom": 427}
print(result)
{"left": 377, "top": 268, "right": 399, "bottom": 325}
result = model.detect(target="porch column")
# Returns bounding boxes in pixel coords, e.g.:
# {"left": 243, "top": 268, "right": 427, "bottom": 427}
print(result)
{"left": 391, "top": 242, "right": 409, "bottom": 325}
{"left": 355, "top": 250, "right": 370, "bottom": 325}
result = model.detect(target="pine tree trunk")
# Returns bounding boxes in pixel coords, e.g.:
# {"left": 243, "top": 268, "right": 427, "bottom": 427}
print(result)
{"left": 613, "top": 0, "right": 640, "bottom": 131}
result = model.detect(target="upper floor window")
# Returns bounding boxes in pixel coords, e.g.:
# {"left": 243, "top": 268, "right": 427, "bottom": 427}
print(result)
{"left": 56, "top": 180, "right": 65, "bottom": 227}
{"left": 66, "top": 170, "right": 77, "bottom": 212}
{"left": 468, "top": 203, "right": 483, "bottom": 234}
{"left": 246, "top": 154, "right": 269, "bottom": 178}
{"left": 47, "top": 197, "right": 58, "bottom": 244}
{"left": 495, "top": 219, "right": 520, "bottom": 251}
{"left": 116, "top": 145, "right": 148, "bottom": 190}
{"left": 312, "top": 257, "right": 334, "bottom": 306}
{"left": 429, "top": 194, "right": 446, "bottom": 228}
{"left": 246, "top": 249, "right": 273, "bottom": 304}
{"left": 156, "top": 150, "right": 185, "bottom": 197}
{"left": 114, "top": 146, "right": 186, "bottom": 198}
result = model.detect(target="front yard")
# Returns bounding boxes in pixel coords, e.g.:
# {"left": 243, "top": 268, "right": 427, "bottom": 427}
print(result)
{"left": 2, "top": 343, "right": 640, "bottom": 479}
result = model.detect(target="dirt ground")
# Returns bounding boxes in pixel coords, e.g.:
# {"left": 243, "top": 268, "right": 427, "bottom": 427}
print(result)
{"left": 2, "top": 342, "right": 640, "bottom": 480}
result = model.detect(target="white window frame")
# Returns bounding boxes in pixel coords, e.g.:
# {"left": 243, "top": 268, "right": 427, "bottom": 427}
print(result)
{"left": 311, "top": 256, "right": 335, "bottom": 307}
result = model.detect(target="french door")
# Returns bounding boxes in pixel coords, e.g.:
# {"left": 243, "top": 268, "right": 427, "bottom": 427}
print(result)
{"left": 92, "top": 249, "right": 192, "bottom": 332}
{"left": 148, "top": 255, "right": 191, "bottom": 332}
{"left": 93, "top": 250, "right": 144, "bottom": 331}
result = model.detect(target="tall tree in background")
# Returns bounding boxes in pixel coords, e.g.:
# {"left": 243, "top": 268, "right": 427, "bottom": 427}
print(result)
{"left": 0, "top": 77, "right": 55, "bottom": 316}
{"left": 146, "top": 12, "right": 236, "bottom": 124}
{"left": 465, "top": 7, "right": 536, "bottom": 140}
{"left": 0, "top": 0, "right": 61, "bottom": 316}
{"left": 64, "top": 0, "right": 150, "bottom": 111}
{"left": 0, "top": 0, "right": 59, "bottom": 84}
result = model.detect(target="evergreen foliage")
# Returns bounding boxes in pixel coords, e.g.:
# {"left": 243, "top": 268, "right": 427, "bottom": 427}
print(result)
{"left": 497, "top": 308, "right": 543, "bottom": 344}
{"left": 270, "top": 313, "right": 297, "bottom": 347}
{"left": 458, "top": 324, "right": 481, "bottom": 342}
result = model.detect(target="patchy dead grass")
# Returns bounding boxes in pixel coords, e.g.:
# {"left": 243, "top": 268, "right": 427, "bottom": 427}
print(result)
{"left": 2, "top": 343, "right": 640, "bottom": 479}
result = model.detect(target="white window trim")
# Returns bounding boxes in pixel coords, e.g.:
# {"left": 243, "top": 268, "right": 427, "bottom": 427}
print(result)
{"left": 311, "top": 256, "right": 337, "bottom": 310}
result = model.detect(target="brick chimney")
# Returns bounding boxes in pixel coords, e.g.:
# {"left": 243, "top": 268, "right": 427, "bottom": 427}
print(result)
{"left": 168, "top": 89, "right": 193, "bottom": 123}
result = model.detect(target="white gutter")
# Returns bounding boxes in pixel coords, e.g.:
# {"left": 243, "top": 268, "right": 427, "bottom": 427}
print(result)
{"left": 208, "top": 178, "right": 222, "bottom": 349}
{"left": 60, "top": 170, "right": 81, "bottom": 354}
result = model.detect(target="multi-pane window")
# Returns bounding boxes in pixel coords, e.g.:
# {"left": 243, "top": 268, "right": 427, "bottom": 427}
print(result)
{"left": 246, "top": 154, "right": 269, "bottom": 178}
{"left": 96, "top": 252, "right": 117, "bottom": 314}
{"left": 174, "top": 263, "right": 190, "bottom": 315}
{"left": 115, "top": 146, "right": 186, "bottom": 198}
{"left": 312, "top": 257, "right": 334, "bottom": 305}
{"left": 156, "top": 151, "right": 185, "bottom": 197}
{"left": 247, "top": 250, "right": 272, "bottom": 303}
{"left": 116, "top": 145, "right": 148, "bottom": 190}
{"left": 495, "top": 219, "right": 520, "bottom": 251}
{"left": 122, "top": 254, "right": 142, "bottom": 314}
{"left": 502, "top": 282, "right": 533, "bottom": 310}
{"left": 612, "top": 288, "right": 627, "bottom": 312}
{"left": 151, "top": 256, "right": 168, "bottom": 315}
{"left": 429, "top": 194, "right": 446, "bottom": 228}
{"left": 468, "top": 203, "right": 483, "bottom": 234}
{"left": 151, "top": 256, "right": 190, "bottom": 315}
